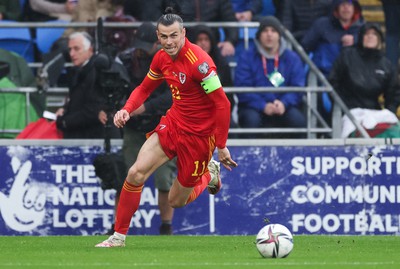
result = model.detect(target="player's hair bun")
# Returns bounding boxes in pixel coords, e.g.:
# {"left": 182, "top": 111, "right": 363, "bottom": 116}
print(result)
{"left": 164, "top": 7, "right": 175, "bottom": 15}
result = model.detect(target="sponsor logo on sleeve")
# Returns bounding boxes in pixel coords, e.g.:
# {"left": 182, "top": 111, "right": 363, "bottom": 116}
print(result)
{"left": 198, "top": 62, "right": 209, "bottom": 74}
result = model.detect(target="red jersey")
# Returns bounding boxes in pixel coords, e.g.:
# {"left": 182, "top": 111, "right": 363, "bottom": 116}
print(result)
{"left": 123, "top": 38, "right": 230, "bottom": 148}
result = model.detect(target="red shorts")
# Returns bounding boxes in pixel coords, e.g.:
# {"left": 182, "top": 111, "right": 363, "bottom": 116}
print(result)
{"left": 148, "top": 116, "right": 216, "bottom": 188}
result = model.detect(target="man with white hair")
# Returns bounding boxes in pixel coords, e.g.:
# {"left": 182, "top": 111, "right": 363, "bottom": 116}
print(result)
{"left": 55, "top": 31, "right": 114, "bottom": 138}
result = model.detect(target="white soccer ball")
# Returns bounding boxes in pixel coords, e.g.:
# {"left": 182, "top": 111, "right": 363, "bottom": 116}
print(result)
{"left": 255, "top": 223, "right": 294, "bottom": 258}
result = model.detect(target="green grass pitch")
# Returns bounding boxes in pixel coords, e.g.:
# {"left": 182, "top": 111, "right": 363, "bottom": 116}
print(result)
{"left": 0, "top": 235, "right": 399, "bottom": 268}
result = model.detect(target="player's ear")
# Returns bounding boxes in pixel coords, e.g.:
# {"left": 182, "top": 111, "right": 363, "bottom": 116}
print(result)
{"left": 182, "top": 27, "right": 186, "bottom": 37}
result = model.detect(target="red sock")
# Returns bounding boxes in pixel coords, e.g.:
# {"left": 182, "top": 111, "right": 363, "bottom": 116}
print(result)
{"left": 186, "top": 172, "right": 210, "bottom": 204}
{"left": 114, "top": 180, "right": 143, "bottom": 235}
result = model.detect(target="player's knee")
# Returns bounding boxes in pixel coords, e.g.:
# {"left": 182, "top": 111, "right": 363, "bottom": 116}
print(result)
{"left": 126, "top": 166, "right": 146, "bottom": 185}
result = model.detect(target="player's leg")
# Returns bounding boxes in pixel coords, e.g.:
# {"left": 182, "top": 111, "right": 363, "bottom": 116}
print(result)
{"left": 115, "top": 132, "right": 169, "bottom": 232}
{"left": 96, "top": 132, "right": 169, "bottom": 247}
{"left": 168, "top": 133, "right": 219, "bottom": 207}
{"left": 168, "top": 179, "right": 197, "bottom": 207}
{"left": 105, "top": 128, "right": 145, "bottom": 235}
{"left": 154, "top": 158, "right": 177, "bottom": 235}
{"left": 126, "top": 132, "right": 170, "bottom": 185}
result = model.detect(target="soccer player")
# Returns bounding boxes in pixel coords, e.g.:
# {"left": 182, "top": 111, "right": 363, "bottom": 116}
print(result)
{"left": 95, "top": 7, "right": 237, "bottom": 247}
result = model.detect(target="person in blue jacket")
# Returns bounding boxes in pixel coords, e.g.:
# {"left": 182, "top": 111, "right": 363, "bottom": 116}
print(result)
{"left": 301, "top": 0, "right": 364, "bottom": 77}
{"left": 235, "top": 16, "right": 306, "bottom": 138}
{"left": 301, "top": 0, "right": 364, "bottom": 125}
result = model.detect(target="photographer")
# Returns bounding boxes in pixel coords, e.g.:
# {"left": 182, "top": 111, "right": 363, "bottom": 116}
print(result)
{"left": 55, "top": 31, "right": 122, "bottom": 139}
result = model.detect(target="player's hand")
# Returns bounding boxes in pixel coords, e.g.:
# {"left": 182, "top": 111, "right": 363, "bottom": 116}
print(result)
{"left": 217, "top": 147, "right": 238, "bottom": 171}
{"left": 113, "top": 109, "right": 130, "bottom": 128}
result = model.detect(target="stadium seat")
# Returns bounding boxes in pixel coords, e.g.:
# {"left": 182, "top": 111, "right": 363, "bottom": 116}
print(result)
{"left": 36, "top": 20, "right": 67, "bottom": 54}
{"left": 0, "top": 20, "right": 34, "bottom": 62}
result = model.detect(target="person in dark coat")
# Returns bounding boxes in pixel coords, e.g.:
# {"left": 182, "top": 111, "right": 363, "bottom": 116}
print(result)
{"left": 329, "top": 22, "right": 400, "bottom": 114}
{"left": 330, "top": 22, "right": 400, "bottom": 137}
{"left": 301, "top": 0, "right": 364, "bottom": 124}
{"left": 301, "top": 0, "right": 364, "bottom": 76}
{"left": 55, "top": 31, "right": 116, "bottom": 139}
{"left": 279, "top": 0, "right": 332, "bottom": 41}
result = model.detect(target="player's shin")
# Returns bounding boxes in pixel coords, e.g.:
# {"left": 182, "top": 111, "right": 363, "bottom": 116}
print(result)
{"left": 114, "top": 180, "right": 144, "bottom": 234}
{"left": 185, "top": 173, "right": 210, "bottom": 204}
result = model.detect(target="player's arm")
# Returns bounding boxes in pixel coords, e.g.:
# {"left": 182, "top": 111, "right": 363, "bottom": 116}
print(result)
{"left": 201, "top": 72, "right": 238, "bottom": 170}
{"left": 122, "top": 73, "right": 163, "bottom": 114}
{"left": 115, "top": 70, "right": 163, "bottom": 128}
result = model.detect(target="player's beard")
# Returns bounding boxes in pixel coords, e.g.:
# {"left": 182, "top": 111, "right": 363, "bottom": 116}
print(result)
{"left": 165, "top": 37, "right": 185, "bottom": 59}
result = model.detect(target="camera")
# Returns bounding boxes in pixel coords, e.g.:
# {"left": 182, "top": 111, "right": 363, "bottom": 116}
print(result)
{"left": 98, "top": 62, "right": 130, "bottom": 112}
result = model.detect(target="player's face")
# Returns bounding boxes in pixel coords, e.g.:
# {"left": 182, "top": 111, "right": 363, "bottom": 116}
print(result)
{"left": 157, "top": 21, "right": 186, "bottom": 59}
{"left": 68, "top": 36, "right": 93, "bottom": 67}
{"left": 195, "top": 33, "right": 211, "bottom": 54}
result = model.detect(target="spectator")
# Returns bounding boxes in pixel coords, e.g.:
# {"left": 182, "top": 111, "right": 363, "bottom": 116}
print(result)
{"left": 55, "top": 31, "right": 123, "bottom": 138}
{"left": 0, "top": 0, "right": 21, "bottom": 21}
{"left": 21, "top": 1, "right": 76, "bottom": 62}
{"left": 230, "top": 0, "right": 263, "bottom": 60}
{"left": 0, "top": 48, "right": 41, "bottom": 138}
{"left": 301, "top": 0, "right": 363, "bottom": 125}
{"left": 235, "top": 16, "right": 307, "bottom": 138}
{"left": 115, "top": 22, "right": 176, "bottom": 235}
{"left": 46, "top": 0, "right": 126, "bottom": 68}
{"left": 22, "top": 0, "right": 76, "bottom": 22}
{"left": 70, "top": 0, "right": 123, "bottom": 23}
{"left": 102, "top": 15, "right": 136, "bottom": 57}
{"left": 329, "top": 22, "right": 400, "bottom": 138}
{"left": 63, "top": 0, "right": 125, "bottom": 36}
{"left": 191, "top": 24, "right": 238, "bottom": 129}
{"left": 381, "top": 0, "right": 400, "bottom": 74}
{"left": 261, "top": 0, "right": 277, "bottom": 16}
{"left": 301, "top": 0, "right": 364, "bottom": 77}
{"left": 279, "top": 0, "right": 332, "bottom": 41}
{"left": 170, "top": 0, "right": 239, "bottom": 57}
{"left": 123, "top": 0, "right": 164, "bottom": 21}
{"left": 231, "top": 0, "right": 263, "bottom": 22}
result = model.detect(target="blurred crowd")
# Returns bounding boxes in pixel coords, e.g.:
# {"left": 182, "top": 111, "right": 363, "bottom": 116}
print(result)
{"left": 1, "top": 0, "right": 400, "bottom": 139}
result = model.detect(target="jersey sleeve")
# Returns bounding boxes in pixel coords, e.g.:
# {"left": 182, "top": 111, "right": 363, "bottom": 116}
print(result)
{"left": 122, "top": 53, "right": 164, "bottom": 114}
{"left": 193, "top": 52, "right": 231, "bottom": 149}
{"left": 208, "top": 88, "right": 231, "bottom": 149}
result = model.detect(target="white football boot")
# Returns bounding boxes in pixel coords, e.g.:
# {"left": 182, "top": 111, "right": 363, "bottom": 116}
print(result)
{"left": 95, "top": 232, "right": 126, "bottom": 248}
{"left": 207, "top": 159, "right": 221, "bottom": 195}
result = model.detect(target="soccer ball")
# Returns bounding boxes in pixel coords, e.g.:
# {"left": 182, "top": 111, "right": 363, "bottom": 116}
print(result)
{"left": 255, "top": 223, "right": 294, "bottom": 258}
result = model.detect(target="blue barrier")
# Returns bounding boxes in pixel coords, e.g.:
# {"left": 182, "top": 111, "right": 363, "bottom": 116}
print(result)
{"left": 1, "top": 140, "right": 399, "bottom": 235}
